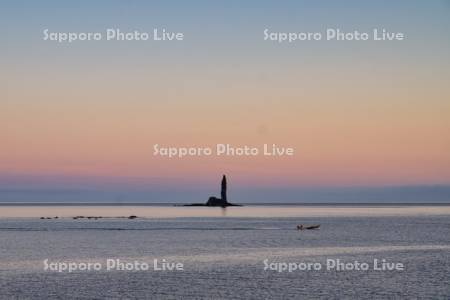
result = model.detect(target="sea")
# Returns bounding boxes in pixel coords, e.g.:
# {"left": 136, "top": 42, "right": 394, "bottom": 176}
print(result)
{"left": 0, "top": 204, "right": 449, "bottom": 299}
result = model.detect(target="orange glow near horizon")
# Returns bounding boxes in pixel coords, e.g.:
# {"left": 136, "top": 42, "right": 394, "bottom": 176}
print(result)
{"left": 2, "top": 64, "right": 450, "bottom": 186}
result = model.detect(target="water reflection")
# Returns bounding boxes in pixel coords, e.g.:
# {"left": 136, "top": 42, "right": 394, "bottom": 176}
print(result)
{"left": 0, "top": 205, "right": 449, "bottom": 218}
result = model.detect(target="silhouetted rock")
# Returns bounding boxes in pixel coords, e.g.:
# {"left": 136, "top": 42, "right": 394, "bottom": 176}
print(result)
{"left": 184, "top": 175, "right": 242, "bottom": 207}
{"left": 206, "top": 196, "right": 224, "bottom": 206}
{"left": 128, "top": 215, "right": 137, "bottom": 219}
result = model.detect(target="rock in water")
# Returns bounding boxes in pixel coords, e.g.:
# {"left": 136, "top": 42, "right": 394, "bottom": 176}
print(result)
{"left": 206, "top": 175, "right": 241, "bottom": 207}
{"left": 183, "top": 174, "right": 242, "bottom": 207}
{"left": 206, "top": 196, "right": 226, "bottom": 207}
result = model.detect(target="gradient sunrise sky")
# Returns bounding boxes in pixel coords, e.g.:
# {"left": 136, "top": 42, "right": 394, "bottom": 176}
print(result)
{"left": 1, "top": 1, "right": 450, "bottom": 202}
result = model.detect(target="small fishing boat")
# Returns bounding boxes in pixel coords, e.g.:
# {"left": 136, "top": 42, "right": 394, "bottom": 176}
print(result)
{"left": 297, "top": 224, "right": 320, "bottom": 230}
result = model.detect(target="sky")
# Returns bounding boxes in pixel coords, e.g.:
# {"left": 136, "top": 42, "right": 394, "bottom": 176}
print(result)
{"left": 1, "top": 0, "right": 450, "bottom": 202}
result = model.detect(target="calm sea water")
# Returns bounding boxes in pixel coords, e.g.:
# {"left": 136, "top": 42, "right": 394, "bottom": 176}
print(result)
{"left": 0, "top": 205, "right": 449, "bottom": 299}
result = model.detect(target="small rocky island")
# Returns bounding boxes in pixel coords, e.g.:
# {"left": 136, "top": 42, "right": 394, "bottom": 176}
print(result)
{"left": 183, "top": 175, "right": 242, "bottom": 207}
